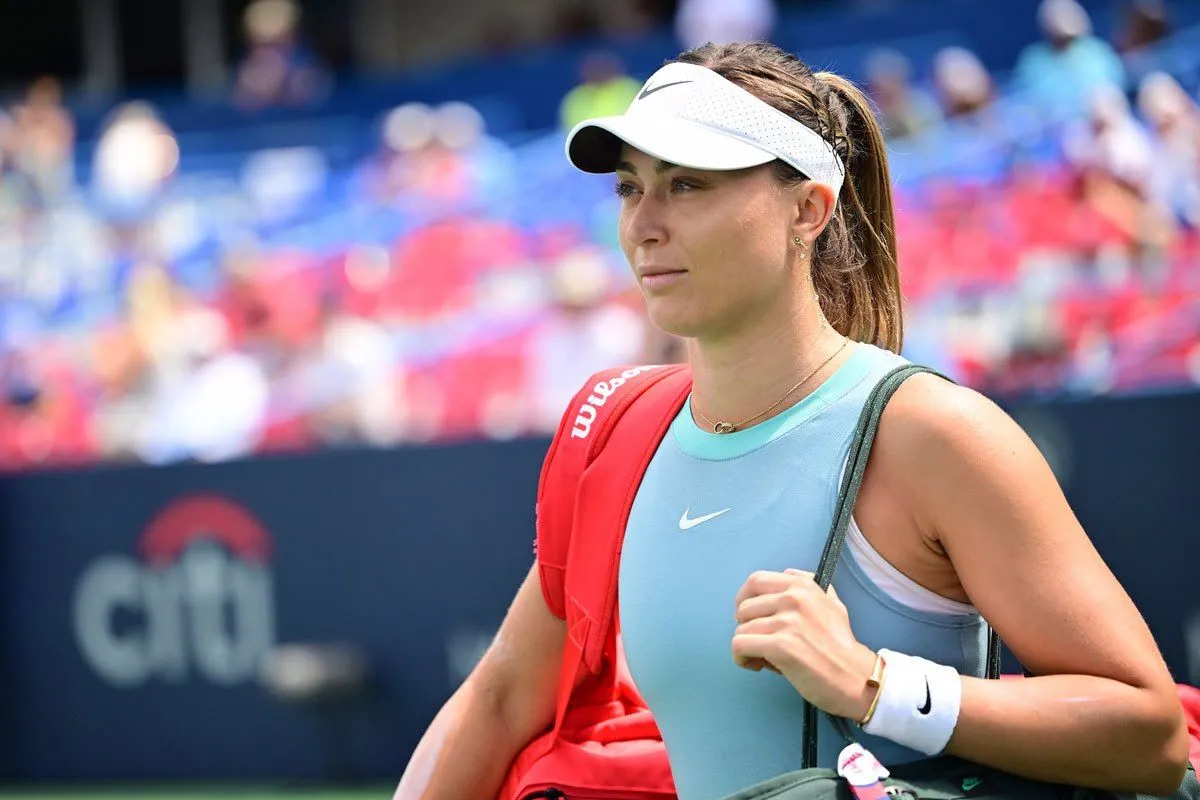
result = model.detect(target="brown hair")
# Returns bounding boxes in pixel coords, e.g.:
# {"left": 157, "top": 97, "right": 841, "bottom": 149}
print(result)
{"left": 674, "top": 42, "right": 904, "bottom": 352}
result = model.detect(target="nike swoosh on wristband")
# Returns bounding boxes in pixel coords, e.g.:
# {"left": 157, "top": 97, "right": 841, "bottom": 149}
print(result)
{"left": 638, "top": 80, "right": 693, "bottom": 100}
{"left": 918, "top": 677, "right": 932, "bottom": 715}
{"left": 678, "top": 507, "right": 730, "bottom": 530}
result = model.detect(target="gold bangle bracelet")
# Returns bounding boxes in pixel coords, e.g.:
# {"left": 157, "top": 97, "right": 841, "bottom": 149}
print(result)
{"left": 858, "top": 652, "right": 887, "bottom": 726}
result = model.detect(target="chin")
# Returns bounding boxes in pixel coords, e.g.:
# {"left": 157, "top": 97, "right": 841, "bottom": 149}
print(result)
{"left": 643, "top": 298, "right": 711, "bottom": 340}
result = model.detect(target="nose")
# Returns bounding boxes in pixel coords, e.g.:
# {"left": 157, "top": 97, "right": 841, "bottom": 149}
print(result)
{"left": 621, "top": 190, "right": 668, "bottom": 250}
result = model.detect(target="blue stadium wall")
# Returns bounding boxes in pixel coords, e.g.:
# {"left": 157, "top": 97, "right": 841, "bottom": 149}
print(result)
{"left": 1, "top": 390, "right": 1197, "bottom": 783}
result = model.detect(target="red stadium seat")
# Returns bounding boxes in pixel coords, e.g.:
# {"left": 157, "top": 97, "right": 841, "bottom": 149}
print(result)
{"left": 407, "top": 331, "right": 533, "bottom": 441}
{"left": 383, "top": 219, "right": 530, "bottom": 320}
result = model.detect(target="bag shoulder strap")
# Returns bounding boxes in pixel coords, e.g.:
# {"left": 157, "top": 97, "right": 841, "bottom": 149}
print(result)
{"left": 539, "top": 363, "right": 693, "bottom": 740}
{"left": 812, "top": 364, "right": 947, "bottom": 591}
{"left": 535, "top": 364, "right": 690, "bottom": 619}
{"left": 800, "top": 363, "right": 1016, "bottom": 767}
{"left": 568, "top": 366, "right": 694, "bottom": 673}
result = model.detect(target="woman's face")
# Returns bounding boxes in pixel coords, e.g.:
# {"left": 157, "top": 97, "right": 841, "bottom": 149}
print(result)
{"left": 615, "top": 145, "right": 803, "bottom": 342}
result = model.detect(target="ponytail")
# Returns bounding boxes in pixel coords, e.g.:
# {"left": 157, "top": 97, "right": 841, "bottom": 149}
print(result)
{"left": 812, "top": 73, "right": 904, "bottom": 353}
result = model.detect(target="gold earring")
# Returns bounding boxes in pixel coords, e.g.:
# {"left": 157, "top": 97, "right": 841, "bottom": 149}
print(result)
{"left": 793, "top": 236, "right": 804, "bottom": 248}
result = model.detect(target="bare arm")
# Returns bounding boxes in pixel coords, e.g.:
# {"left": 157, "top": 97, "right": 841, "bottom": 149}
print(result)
{"left": 393, "top": 564, "right": 568, "bottom": 800}
{"left": 878, "top": 376, "right": 1189, "bottom": 795}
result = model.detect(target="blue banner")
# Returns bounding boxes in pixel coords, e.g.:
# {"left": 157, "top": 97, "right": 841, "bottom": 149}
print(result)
{"left": 0, "top": 440, "right": 545, "bottom": 782}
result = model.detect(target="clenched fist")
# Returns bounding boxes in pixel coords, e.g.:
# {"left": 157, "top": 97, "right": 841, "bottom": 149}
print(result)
{"left": 732, "top": 568, "right": 879, "bottom": 722}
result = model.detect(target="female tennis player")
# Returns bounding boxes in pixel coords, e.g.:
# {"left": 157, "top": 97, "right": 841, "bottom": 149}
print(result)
{"left": 395, "top": 42, "right": 1189, "bottom": 799}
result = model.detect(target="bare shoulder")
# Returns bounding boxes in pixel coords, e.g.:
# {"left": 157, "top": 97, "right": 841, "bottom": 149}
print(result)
{"left": 875, "top": 370, "right": 1029, "bottom": 458}
{"left": 867, "top": 372, "right": 1053, "bottom": 539}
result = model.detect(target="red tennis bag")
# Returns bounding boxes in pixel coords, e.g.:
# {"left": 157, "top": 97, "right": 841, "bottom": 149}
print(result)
{"left": 497, "top": 364, "right": 693, "bottom": 800}
{"left": 1179, "top": 684, "right": 1200, "bottom": 768}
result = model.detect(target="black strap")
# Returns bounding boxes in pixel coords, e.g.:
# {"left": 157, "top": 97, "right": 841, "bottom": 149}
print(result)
{"left": 801, "top": 364, "right": 1009, "bottom": 768}
{"left": 987, "top": 625, "right": 1004, "bottom": 682}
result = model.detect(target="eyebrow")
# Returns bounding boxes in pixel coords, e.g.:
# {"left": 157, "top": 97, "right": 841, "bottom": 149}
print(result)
{"left": 614, "top": 159, "right": 680, "bottom": 175}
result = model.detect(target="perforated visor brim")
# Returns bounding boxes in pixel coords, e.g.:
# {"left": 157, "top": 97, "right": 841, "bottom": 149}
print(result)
{"left": 566, "top": 115, "right": 778, "bottom": 175}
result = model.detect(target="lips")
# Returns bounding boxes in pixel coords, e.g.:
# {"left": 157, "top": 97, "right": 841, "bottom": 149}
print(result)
{"left": 637, "top": 267, "right": 688, "bottom": 291}
{"left": 636, "top": 266, "right": 687, "bottom": 278}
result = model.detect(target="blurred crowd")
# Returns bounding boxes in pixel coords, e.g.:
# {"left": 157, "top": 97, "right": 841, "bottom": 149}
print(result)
{"left": 0, "top": 0, "right": 1198, "bottom": 471}
{"left": 861, "top": 0, "right": 1200, "bottom": 394}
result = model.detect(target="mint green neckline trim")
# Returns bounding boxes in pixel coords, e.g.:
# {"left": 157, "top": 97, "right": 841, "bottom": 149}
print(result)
{"left": 672, "top": 343, "right": 872, "bottom": 460}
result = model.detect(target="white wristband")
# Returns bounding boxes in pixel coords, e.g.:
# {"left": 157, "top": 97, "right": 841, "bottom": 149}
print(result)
{"left": 860, "top": 649, "right": 962, "bottom": 756}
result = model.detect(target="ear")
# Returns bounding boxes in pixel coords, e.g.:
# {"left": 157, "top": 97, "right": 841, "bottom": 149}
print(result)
{"left": 790, "top": 182, "right": 838, "bottom": 244}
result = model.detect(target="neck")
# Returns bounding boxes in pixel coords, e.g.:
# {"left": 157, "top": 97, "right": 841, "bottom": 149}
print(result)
{"left": 688, "top": 296, "right": 852, "bottom": 432}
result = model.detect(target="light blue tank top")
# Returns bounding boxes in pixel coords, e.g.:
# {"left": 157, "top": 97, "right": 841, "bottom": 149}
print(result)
{"left": 617, "top": 343, "right": 988, "bottom": 800}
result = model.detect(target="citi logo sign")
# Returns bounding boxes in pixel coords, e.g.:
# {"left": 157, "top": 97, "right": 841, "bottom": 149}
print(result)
{"left": 571, "top": 366, "right": 661, "bottom": 439}
{"left": 72, "top": 494, "right": 277, "bottom": 688}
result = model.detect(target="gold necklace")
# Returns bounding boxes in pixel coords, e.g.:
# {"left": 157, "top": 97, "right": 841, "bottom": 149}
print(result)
{"left": 692, "top": 338, "right": 850, "bottom": 434}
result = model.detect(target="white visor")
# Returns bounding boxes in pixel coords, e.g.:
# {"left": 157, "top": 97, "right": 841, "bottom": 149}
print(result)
{"left": 565, "top": 62, "right": 845, "bottom": 197}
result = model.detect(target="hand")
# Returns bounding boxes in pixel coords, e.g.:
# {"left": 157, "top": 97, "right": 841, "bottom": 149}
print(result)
{"left": 732, "top": 568, "right": 879, "bottom": 721}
